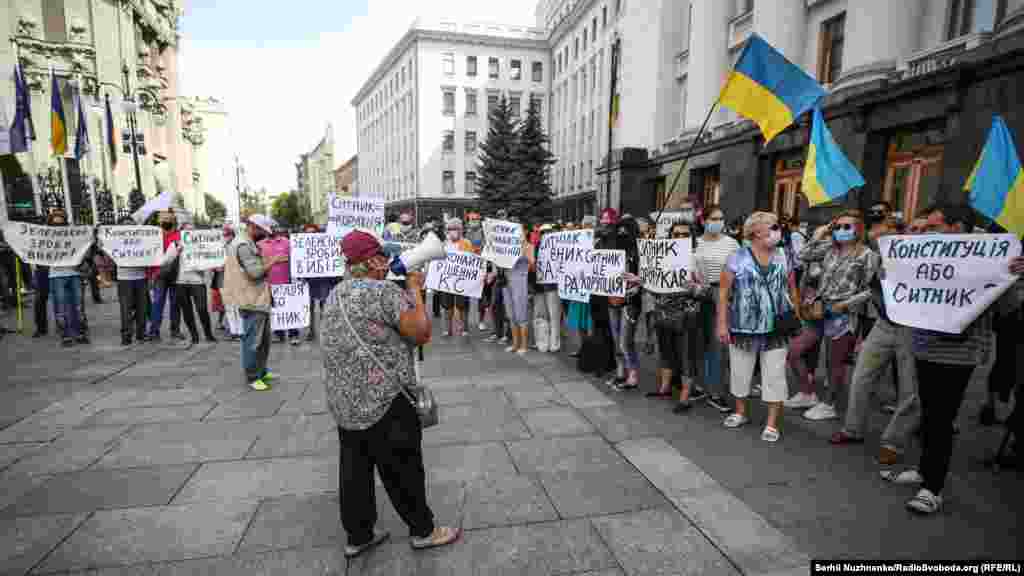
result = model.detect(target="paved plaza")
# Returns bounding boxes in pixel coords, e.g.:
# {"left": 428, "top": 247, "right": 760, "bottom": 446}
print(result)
{"left": 1, "top": 292, "right": 1021, "bottom": 575}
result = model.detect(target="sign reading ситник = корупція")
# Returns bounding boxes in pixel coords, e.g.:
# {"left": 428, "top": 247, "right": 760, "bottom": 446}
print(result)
{"left": 327, "top": 195, "right": 385, "bottom": 237}
{"left": 878, "top": 234, "right": 1021, "bottom": 334}
{"left": 559, "top": 249, "right": 626, "bottom": 302}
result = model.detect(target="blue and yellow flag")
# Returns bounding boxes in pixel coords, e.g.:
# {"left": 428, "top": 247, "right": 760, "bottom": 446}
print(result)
{"left": 74, "top": 88, "right": 90, "bottom": 160}
{"left": 802, "top": 107, "right": 864, "bottom": 206}
{"left": 966, "top": 116, "right": 1024, "bottom": 237}
{"left": 10, "top": 63, "right": 36, "bottom": 153}
{"left": 719, "top": 34, "right": 826, "bottom": 143}
{"left": 50, "top": 70, "right": 67, "bottom": 156}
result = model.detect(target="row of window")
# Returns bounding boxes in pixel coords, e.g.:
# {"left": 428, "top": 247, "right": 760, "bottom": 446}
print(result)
{"left": 441, "top": 131, "right": 477, "bottom": 154}
{"left": 441, "top": 171, "right": 476, "bottom": 195}
{"left": 442, "top": 54, "right": 544, "bottom": 82}
{"left": 442, "top": 90, "right": 544, "bottom": 118}
{"left": 361, "top": 59, "right": 415, "bottom": 123}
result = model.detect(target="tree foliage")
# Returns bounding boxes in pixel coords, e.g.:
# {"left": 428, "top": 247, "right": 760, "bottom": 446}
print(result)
{"left": 508, "top": 101, "right": 556, "bottom": 223}
{"left": 475, "top": 96, "right": 518, "bottom": 218}
{"left": 271, "top": 191, "right": 304, "bottom": 230}
{"left": 204, "top": 193, "right": 227, "bottom": 223}
{"left": 128, "top": 188, "right": 146, "bottom": 212}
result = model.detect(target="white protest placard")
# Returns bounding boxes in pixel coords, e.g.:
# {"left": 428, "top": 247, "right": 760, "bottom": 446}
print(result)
{"left": 536, "top": 230, "right": 593, "bottom": 285}
{"left": 271, "top": 282, "right": 310, "bottom": 331}
{"left": 327, "top": 195, "right": 385, "bottom": 236}
{"left": 180, "top": 229, "right": 225, "bottom": 272}
{"left": 1, "top": 222, "right": 94, "bottom": 266}
{"left": 638, "top": 239, "right": 693, "bottom": 294}
{"left": 651, "top": 212, "right": 686, "bottom": 239}
{"left": 290, "top": 233, "right": 345, "bottom": 278}
{"left": 559, "top": 249, "right": 626, "bottom": 300}
{"left": 425, "top": 250, "right": 485, "bottom": 299}
{"left": 878, "top": 234, "right": 1021, "bottom": 334}
{"left": 96, "top": 225, "right": 163, "bottom": 267}
{"left": 482, "top": 218, "right": 523, "bottom": 269}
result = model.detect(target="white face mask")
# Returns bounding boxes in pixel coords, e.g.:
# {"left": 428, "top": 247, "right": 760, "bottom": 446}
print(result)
{"left": 766, "top": 230, "right": 782, "bottom": 246}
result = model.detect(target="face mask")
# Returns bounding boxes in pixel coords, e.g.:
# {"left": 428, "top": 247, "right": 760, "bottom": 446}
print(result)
{"left": 680, "top": 210, "right": 694, "bottom": 223}
{"left": 161, "top": 222, "right": 174, "bottom": 230}
{"left": 705, "top": 221, "right": 724, "bottom": 235}
{"left": 597, "top": 224, "right": 614, "bottom": 236}
{"left": 832, "top": 229, "right": 856, "bottom": 242}
{"left": 447, "top": 231, "right": 461, "bottom": 242}
{"left": 617, "top": 227, "right": 628, "bottom": 237}
{"left": 400, "top": 223, "right": 412, "bottom": 233}
{"left": 742, "top": 239, "right": 752, "bottom": 247}
{"left": 766, "top": 230, "right": 782, "bottom": 246}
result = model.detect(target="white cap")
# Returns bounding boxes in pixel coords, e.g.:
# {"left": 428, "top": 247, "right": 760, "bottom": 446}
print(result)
{"left": 246, "top": 214, "right": 276, "bottom": 235}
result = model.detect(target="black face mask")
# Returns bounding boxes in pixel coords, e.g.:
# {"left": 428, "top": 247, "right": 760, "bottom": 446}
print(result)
{"left": 161, "top": 222, "right": 174, "bottom": 231}
{"left": 596, "top": 224, "right": 614, "bottom": 237}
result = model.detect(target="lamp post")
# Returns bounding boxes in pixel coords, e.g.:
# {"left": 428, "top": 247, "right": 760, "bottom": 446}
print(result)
{"left": 96, "top": 62, "right": 145, "bottom": 202}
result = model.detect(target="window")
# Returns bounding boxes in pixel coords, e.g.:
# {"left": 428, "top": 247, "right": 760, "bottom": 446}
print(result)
{"left": 466, "top": 55, "right": 477, "bottom": 76}
{"left": 442, "top": 130, "right": 454, "bottom": 153}
{"left": 818, "top": 12, "right": 845, "bottom": 84}
{"left": 574, "top": 37, "right": 579, "bottom": 59}
{"left": 442, "top": 90, "right": 455, "bottom": 115}
{"left": 442, "top": 52, "right": 454, "bottom": 76}
{"left": 43, "top": 0, "right": 67, "bottom": 41}
{"left": 583, "top": 30, "right": 588, "bottom": 52}
{"left": 465, "top": 91, "right": 478, "bottom": 116}
{"left": 532, "top": 61, "right": 543, "bottom": 82}
{"left": 465, "top": 131, "right": 477, "bottom": 153}
{"left": 948, "top": 0, "right": 1006, "bottom": 38}
{"left": 488, "top": 93, "right": 499, "bottom": 113}
{"left": 616, "top": 0, "right": 623, "bottom": 16}
{"left": 603, "top": 5, "right": 608, "bottom": 28}
{"left": 489, "top": 57, "right": 500, "bottom": 78}
{"left": 738, "top": 0, "right": 754, "bottom": 15}
{"left": 592, "top": 17, "right": 598, "bottom": 41}
{"left": 510, "top": 59, "right": 522, "bottom": 80}
{"left": 465, "top": 172, "right": 477, "bottom": 194}
{"left": 581, "top": 70, "right": 587, "bottom": 99}
{"left": 443, "top": 171, "right": 455, "bottom": 194}
{"left": 530, "top": 96, "right": 543, "bottom": 117}
{"left": 510, "top": 95, "right": 521, "bottom": 118}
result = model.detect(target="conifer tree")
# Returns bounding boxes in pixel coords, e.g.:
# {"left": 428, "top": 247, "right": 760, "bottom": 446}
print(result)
{"left": 475, "top": 96, "right": 517, "bottom": 217}
{"left": 508, "top": 100, "right": 555, "bottom": 223}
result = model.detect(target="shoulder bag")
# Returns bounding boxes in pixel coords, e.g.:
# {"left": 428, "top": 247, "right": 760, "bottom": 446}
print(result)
{"left": 337, "top": 295, "right": 439, "bottom": 428}
{"left": 751, "top": 248, "right": 801, "bottom": 337}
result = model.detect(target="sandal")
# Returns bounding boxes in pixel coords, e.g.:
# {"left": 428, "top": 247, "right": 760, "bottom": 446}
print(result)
{"left": 761, "top": 426, "right": 780, "bottom": 442}
{"left": 880, "top": 469, "right": 923, "bottom": 485}
{"left": 411, "top": 526, "right": 462, "bottom": 550}
{"left": 344, "top": 530, "right": 390, "bottom": 559}
{"left": 645, "top": 389, "right": 672, "bottom": 397}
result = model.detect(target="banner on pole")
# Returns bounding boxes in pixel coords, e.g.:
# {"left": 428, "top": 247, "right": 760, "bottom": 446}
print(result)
{"left": 482, "top": 218, "right": 523, "bottom": 269}
{"left": 425, "top": 250, "right": 485, "bottom": 299}
{"left": 878, "top": 234, "right": 1021, "bottom": 334}
{"left": 638, "top": 239, "right": 693, "bottom": 294}
{"left": 1, "top": 222, "right": 93, "bottom": 266}
{"left": 290, "top": 233, "right": 346, "bottom": 278}
{"left": 327, "top": 195, "right": 385, "bottom": 236}
{"left": 96, "top": 225, "right": 162, "bottom": 267}
{"left": 180, "top": 229, "right": 225, "bottom": 271}
{"left": 536, "top": 230, "right": 593, "bottom": 285}
{"left": 271, "top": 282, "right": 310, "bottom": 331}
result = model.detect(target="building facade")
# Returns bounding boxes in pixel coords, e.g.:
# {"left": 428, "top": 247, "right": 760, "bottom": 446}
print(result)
{"left": 334, "top": 154, "right": 357, "bottom": 198}
{"left": 352, "top": 18, "right": 549, "bottom": 225}
{"left": 178, "top": 96, "right": 239, "bottom": 224}
{"left": 295, "top": 124, "right": 335, "bottom": 224}
{"left": 0, "top": 0, "right": 198, "bottom": 224}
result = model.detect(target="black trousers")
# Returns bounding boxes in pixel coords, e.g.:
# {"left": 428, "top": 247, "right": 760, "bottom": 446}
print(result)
{"left": 916, "top": 360, "right": 974, "bottom": 495}
{"left": 339, "top": 396, "right": 434, "bottom": 545}
{"left": 175, "top": 284, "right": 214, "bottom": 341}
{"left": 118, "top": 279, "right": 148, "bottom": 341}
{"left": 492, "top": 283, "right": 507, "bottom": 338}
{"left": 34, "top": 269, "right": 49, "bottom": 334}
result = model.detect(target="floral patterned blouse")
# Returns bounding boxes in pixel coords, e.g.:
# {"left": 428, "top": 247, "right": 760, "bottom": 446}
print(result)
{"left": 320, "top": 277, "right": 416, "bottom": 430}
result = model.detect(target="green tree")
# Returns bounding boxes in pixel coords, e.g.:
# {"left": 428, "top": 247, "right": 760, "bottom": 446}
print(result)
{"left": 271, "top": 191, "right": 303, "bottom": 229}
{"left": 476, "top": 96, "right": 518, "bottom": 217}
{"left": 204, "top": 193, "right": 227, "bottom": 222}
{"left": 508, "top": 101, "right": 556, "bottom": 223}
{"left": 129, "top": 188, "right": 146, "bottom": 212}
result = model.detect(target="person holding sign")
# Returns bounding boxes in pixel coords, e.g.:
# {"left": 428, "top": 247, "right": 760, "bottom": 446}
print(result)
{"left": 260, "top": 225, "right": 299, "bottom": 345}
{"left": 440, "top": 218, "right": 473, "bottom": 337}
{"left": 112, "top": 216, "right": 151, "bottom": 346}
{"left": 718, "top": 212, "right": 800, "bottom": 442}
{"left": 502, "top": 219, "right": 535, "bottom": 355}
{"left": 531, "top": 224, "right": 562, "bottom": 353}
{"left": 607, "top": 215, "right": 643, "bottom": 391}
{"left": 160, "top": 223, "right": 217, "bottom": 347}
{"left": 895, "top": 205, "right": 1024, "bottom": 515}
{"left": 45, "top": 209, "right": 88, "bottom": 347}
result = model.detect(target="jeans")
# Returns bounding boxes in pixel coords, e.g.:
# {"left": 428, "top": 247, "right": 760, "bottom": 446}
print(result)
{"left": 915, "top": 360, "right": 974, "bottom": 494}
{"left": 702, "top": 289, "right": 730, "bottom": 398}
{"left": 491, "top": 283, "right": 507, "bottom": 338}
{"left": 49, "top": 276, "right": 82, "bottom": 339}
{"left": 789, "top": 323, "right": 857, "bottom": 407}
{"left": 843, "top": 321, "right": 919, "bottom": 445}
{"left": 609, "top": 306, "right": 639, "bottom": 371}
{"left": 240, "top": 310, "right": 271, "bottom": 383}
{"left": 150, "top": 283, "right": 180, "bottom": 336}
{"left": 118, "top": 279, "right": 148, "bottom": 341}
{"left": 177, "top": 284, "right": 215, "bottom": 341}
{"left": 532, "top": 290, "right": 562, "bottom": 352}
{"left": 339, "top": 396, "right": 434, "bottom": 545}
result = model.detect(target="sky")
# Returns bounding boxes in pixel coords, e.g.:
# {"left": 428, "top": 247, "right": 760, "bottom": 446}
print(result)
{"left": 178, "top": 0, "right": 539, "bottom": 194}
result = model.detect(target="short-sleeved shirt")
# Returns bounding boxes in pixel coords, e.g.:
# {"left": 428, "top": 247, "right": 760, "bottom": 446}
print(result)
{"left": 321, "top": 277, "right": 416, "bottom": 430}
{"left": 725, "top": 247, "right": 792, "bottom": 335}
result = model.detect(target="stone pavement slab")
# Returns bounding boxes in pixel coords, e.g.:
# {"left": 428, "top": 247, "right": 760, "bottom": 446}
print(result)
{"left": 520, "top": 405, "right": 595, "bottom": 437}
{"left": 0, "top": 513, "right": 88, "bottom": 576}
{"left": 234, "top": 492, "right": 342, "bottom": 553}
{"left": 3, "top": 426, "right": 131, "bottom": 476}
{"left": 421, "top": 442, "right": 518, "bottom": 484}
{"left": 51, "top": 546, "right": 347, "bottom": 575}
{"left": 78, "top": 404, "right": 216, "bottom": 428}
{"left": 93, "top": 418, "right": 273, "bottom": 469}
{"left": 171, "top": 455, "right": 334, "bottom": 504}
{"left": 460, "top": 474, "right": 559, "bottom": 530}
{"left": 421, "top": 402, "right": 531, "bottom": 447}
{"left": 245, "top": 413, "right": 336, "bottom": 459}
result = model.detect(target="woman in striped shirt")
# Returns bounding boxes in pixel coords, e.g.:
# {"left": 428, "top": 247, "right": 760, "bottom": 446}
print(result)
{"left": 694, "top": 205, "right": 740, "bottom": 412}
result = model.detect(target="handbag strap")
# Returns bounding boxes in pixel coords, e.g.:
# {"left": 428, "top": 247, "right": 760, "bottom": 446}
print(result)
{"left": 336, "top": 293, "right": 418, "bottom": 406}
{"left": 749, "top": 247, "right": 784, "bottom": 320}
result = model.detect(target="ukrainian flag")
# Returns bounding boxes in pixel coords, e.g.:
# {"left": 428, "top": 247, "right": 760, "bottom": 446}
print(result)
{"left": 802, "top": 107, "right": 865, "bottom": 207}
{"left": 719, "top": 34, "right": 827, "bottom": 143}
{"left": 966, "top": 116, "right": 1024, "bottom": 236}
{"left": 50, "top": 70, "right": 67, "bottom": 156}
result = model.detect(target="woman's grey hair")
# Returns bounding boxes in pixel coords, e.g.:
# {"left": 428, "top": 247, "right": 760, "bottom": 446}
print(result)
{"left": 743, "top": 211, "right": 778, "bottom": 240}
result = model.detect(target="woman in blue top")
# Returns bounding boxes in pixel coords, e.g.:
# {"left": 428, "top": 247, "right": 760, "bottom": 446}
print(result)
{"left": 717, "top": 212, "right": 799, "bottom": 442}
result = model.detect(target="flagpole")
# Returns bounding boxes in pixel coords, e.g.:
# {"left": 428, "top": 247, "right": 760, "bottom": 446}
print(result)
{"left": 11, "top": 50, "right": 45, "bottom": 218}
{"left": 653, "top": 95, "right": 722, "bottom": 229}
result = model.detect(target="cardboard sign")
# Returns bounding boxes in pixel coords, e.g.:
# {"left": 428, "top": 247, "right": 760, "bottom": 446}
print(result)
{"left": 651, "top": 212, "right": 688, "bottom": 239}
{"left": 180, "top": 229, "right": 225, "bottom": 272}
{"left": 559, "top": 248, "right": 625, "bottom": 301}
{"left": 96, "top": 225, "right": 163, "bottom": 267}
{"left": 482, "top": 219, "right": 523, "bottom": 269}
{"left": 1, "top": 222, "right": 94, "bottom": 266}
{"left": 271, "top": 282, "right": 310, "bottom": 331}
{"left": 425, "top": 250, "right": 485, "bottom": 299}
{"left": 638, "top": 239, "right": 693, "bottom": 294}
{"left": 878, "top": 234, "right": 1021, "bottom": 334}
{"left": 290, "top": 233, "right": 346, "bottom": 278}
{"left": 327, "top": 195, "right": 385, "bottom": 236}
{"left": 536, "top": 230, "right": 593, "bottom": 285}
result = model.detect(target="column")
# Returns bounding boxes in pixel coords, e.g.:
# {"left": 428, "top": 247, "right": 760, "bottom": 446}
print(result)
{"left": 837, "top": 0, "right": 923, "bottom": 88}
{"left": 685, "top": 0, "right": 730, "bottom": 130}
{"left": 753, "top": 0, "right": 806, "bottom": 68}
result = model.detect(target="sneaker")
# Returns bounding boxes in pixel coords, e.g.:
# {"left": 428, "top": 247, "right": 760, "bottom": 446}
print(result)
{"left": 32, "top": 331, "right": 46, "bottom": 339}
{"left": 880, "top": 468, "right": 923, "bottom": 485}
{"left": 262, "top": 371, "right": 277, "bottom": 382}
{"left": 442, "top": 330, "right": 450, "bottom": 337}
{"left": 76, "top": 334, "right": 90, "bottom": 344}
{"left": 249, "top": 378, "right": 271, "bottom": 391}
{"left": 516, "top": 348, "right": 528, "bottom": 356}
{"left": 478, "top": 322, "right": 488, "bottom": 331}
{"left": 751, "top": 385, "right": 762, "bottom": 397}
{"left": 484, "top": 334, "right": 499, "bottom": 343}
{"left": 784, "top": 392, "right": 818, "bottom": 409}
{"left": 761, "top": 426, "right": 781, "bottom": 442}
{"left": 171, "top": 332, "right": 187, "bottom": 341}
{"left": 61, "top": 337, "right": 75, "bottom": 347}
{"left": 724, "top": 413, "right": 749, "bottom": 428}
{"left": 672, "top": 401, "right": 692, "bottom": 414}
{"left": 803, "top": 402, "right": 838, "bottom": 421}
{"left": 505, "top": 345, "right": 517, "bottom": 352}
{"left": 707, "top": 395, "right": 731, "bottom": 413}
{"left": 689, "top": 388, "right": 708, "bottom": 402}
{"left": 498, "top": 337, "right": 509, "bottom": 344}
{"left": 906, "top": 488, "right": 942, "bottom": 515}
{"left": 611, "top": 381, "right": 638, "bottom": 392}
{"left": 290, "top": 337, "right": 301, "bottom": 346}
{"left": 830, "top": 430, "right": 864, "bottom": 445}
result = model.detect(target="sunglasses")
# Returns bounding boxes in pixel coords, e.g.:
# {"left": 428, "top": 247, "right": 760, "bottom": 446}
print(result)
{"left": 673, "top": 234, "right": 690, "bottom": 238}
{"left": 833, "top": 223, "right": 856, "bottom": 231}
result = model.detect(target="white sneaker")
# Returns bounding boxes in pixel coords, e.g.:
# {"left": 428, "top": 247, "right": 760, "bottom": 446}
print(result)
{"left": 478, "top": 322, "right": 487, "bottom": 331}
{"left": 906, "top": 488, "right": 942, "bottom": 515}
{"left": 784, "top": 392, "right": 818, "bottom": 409}
{"left": 723, "top": 413, "right": 749, "bottom": 428}
{"left": 880, "top": 468, "right": 923, "bottom": 485}
{"left": 505, "top": 345, "right": 517, "bottom": 352}
{"left": 442, "top": 330, "right": 450, "bottom": 337}
{"left": 803, "top": 402, "right": 838, "bottom": 421}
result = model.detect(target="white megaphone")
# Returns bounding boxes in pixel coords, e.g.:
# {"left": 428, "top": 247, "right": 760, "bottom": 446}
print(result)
{"left": 389, "top": 233, "right": 446, "bottom": 276}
